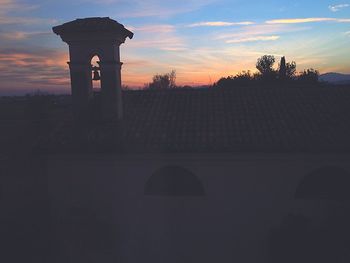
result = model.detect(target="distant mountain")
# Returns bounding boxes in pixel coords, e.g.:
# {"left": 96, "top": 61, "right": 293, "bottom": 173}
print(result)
{"left": 319, "top": 72, "right": 350, "bottom": 84}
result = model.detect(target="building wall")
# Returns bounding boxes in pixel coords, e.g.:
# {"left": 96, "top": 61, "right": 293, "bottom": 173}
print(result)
{"left": 47, "top": 153, "right": 350, "bottom": 263}
{"left": 0, "top": 155, "right": 49, "bottom": 262}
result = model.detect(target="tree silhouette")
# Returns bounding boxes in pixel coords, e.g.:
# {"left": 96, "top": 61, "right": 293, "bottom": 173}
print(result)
{"left": 279, "top": 56, "right": 287, "bottom": 80}
{"left": 168, "top": 70, "right": 176, "bottom": 88}
{"left": 234, "top": 70, "right": 254, "bottom": 82}
{"left": 215, "top": 55, "right": 320, "bottom": 88}
{"left": 279, "top": 57, "right": 297, "bottom": 80}
{"left": 256, "top": 55, "right": 276, "bottom": 80}
{"left": 148, "top": 70, "right": 176, "bottom": 89}
{"left": 298, "top": 68, "right": 319, "bottom": 84}
{"left": 285, "top": 61, "right": 297, "bottom": 79}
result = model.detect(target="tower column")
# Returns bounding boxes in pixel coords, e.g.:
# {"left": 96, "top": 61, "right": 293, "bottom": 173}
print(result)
{"left": 68, "top": 62, "right": 93, "bottom": 119}
{"left": 99, "top": 60, "right": 123, "bottom": 120}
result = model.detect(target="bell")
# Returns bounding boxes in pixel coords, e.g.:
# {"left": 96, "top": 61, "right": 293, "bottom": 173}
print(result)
{"left": 92, "top": 68, "right": 101, "bottom": 81}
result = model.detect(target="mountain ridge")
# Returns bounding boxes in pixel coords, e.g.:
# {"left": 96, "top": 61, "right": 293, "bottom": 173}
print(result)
{"left": 319, "top": 72, "right": 350, "bottom": 84}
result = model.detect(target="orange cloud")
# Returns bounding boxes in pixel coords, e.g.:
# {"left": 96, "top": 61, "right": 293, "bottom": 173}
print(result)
{"left": 0, "top": 48, "right": 70, "bottom": 93}
{"left": 0, "top": 51, "right": 67, "bottom": 68}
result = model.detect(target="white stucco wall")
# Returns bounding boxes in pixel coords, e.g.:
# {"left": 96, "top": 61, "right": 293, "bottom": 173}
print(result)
{"left": 47, "top": 153, "right": 350, "bottom": 263}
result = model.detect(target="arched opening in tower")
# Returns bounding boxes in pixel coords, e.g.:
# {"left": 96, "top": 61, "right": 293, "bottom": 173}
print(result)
{"left": 91, "top": 55, "right": 101, "bottom": 95}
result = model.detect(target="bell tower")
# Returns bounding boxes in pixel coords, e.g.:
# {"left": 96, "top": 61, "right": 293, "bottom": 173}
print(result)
{"left": 53, "top": 17, "right": 133, "bottom": 121}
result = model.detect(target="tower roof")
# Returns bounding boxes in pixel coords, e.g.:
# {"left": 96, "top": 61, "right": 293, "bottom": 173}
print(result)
{"left": 52, "top": 17, "right": 133, "bottom": 39}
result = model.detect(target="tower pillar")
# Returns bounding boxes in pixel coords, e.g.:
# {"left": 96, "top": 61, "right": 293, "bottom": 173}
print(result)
{"left": 99, "top": 61, "right": 123, "bottom": 120}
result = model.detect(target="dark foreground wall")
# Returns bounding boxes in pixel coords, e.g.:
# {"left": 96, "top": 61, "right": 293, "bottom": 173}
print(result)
{"left": 0, "top": 155, "right": 49, "bottom": 263}
{"left": 47, "top": 153, "right": 350, "bottom": 263}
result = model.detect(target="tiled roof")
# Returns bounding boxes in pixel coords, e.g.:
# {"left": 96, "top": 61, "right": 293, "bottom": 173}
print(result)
{"left": 40, "top": 86, "right": 350, "bottom": 154}
{"left": 121, "top": 86, "right": 350, "bottom": 153}
{"left": 52, "top": 17, "right": 133, "bottom": 39}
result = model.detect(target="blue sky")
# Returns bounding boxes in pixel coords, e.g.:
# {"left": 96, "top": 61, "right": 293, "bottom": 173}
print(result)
{"left": 0, "top": 0, "right": 349, "bottom": 94}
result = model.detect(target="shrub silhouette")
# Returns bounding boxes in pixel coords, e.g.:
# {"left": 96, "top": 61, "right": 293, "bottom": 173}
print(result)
{"left": 215, "top": 55, "right": 319, "bottom": 88}
{"left": 147, "top": 70, "right": 176, "bottom": 89}
{"left": 285, "top": 61, "right": 297, "bottom": 79}
{"left": 298, "top": 68, "right": 319, "bottom": 84}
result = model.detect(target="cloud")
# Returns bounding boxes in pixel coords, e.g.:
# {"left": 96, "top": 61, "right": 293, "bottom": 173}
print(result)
{"left": 345, "top": 31, "right": 350, "bottom": 35}
{"left": 0, "top": 47, "right": 70, "bottom": 92}
{"left": 0, "top": 16, "right": 57, "bottom": 26}
{"left": 116, "top": 0, "right": 216, "bottom": 18}
{"left": 0, "top": 0, "right": 56, "bottom": 26}
{"left": 329, "top": 4, "right": 349, "bottom": 12}
{"left": 0, "top": 31, "right": 51, "bottom": 40}
{"left": 159, "top": 47, "right": 188, "bottom": 51}
{"left": 128, "top": 24, "right": 175, "bottom": 33}
{"left": 0, "top": 0, "right": 39, "bottom": 17}
{"left": 0, "top": 49, "right": 66, "bottom": 67}
{"left": 125, "top": 22, "right": 187, "bottom": 52}
{"left": 226, "top": 35, "right": 280, "bottom": 43}
{"left": 266, "top": 17, "right": 350, "bottom": 24}
{"left": 127, "top": 36, "right": 186, "bottom": 50}
{"left": 266, "top": 18, "right": 335, "bottom": 24}
{"left": 0, "top": 0, "right": 38, "bottom": 14}
{"left": 215, "top": 23, "right": 309, "bottom": 40}
{"left": 187, "top": 21, "right": 255, "bottom": 27}
{"left": 123, "top": 59, "right": 152, "bottom": 67}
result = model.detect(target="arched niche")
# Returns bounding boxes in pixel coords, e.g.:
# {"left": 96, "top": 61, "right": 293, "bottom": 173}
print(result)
{"left": 295, "top": 166, "right": 350, "bottom": 201}
{"left": 144, "top": 165, "right": 205, "bottom": 196}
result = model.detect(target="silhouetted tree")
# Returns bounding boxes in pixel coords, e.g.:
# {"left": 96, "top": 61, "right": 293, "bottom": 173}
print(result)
{"left": 148, "top": 70, "right": 176, "bottom": 89}
{"left": 122, "top": 85, "right": 130, "bottom": 90}
{"left": 298, "top": 68, "right": 319, "bottom": 84}
{"left": 285, "top": 61, "right": 297, "bottom": 79}
{"left": 234, "top": 70, "right": 253, "bottom": 81}
{"left": 279, "top": 56, "right": 287, "bottom": 80}
{"left": 215, "top": 55, "right": 320, "bottom": 88}
{"left": 279, "top": 57, "right": 297, "bottom": 81}
{"left": 215, "top": 76, "right": 233, "bottom": 88}
{"left": 256, "top": 55, "right": 277, "bottom": 80}
{"left": 215, "top": 70, "right": 259, "bottom": 88}
{"left": 168, "top": 70, "right": 176, "bottom": 88}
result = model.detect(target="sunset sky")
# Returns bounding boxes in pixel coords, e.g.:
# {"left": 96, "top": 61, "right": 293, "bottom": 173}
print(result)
{"left": 0, "top": 0, "right": 349, "bottom": 94}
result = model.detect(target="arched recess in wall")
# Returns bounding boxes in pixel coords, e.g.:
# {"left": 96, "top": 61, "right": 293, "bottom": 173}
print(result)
{"left": 295, "top": 166, "right": 350, "bottom": 201}
{"left": 144, "top": 165, "right": 205, "bottom": 196}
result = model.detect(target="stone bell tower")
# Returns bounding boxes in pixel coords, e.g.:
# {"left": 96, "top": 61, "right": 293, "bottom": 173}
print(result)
{"left": 53, "top": 17, "right": 133, "bottom": 121}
